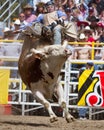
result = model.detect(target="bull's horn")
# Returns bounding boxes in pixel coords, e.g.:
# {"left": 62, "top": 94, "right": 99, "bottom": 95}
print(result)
{"left": 62, "top": 40, "right": 68, "bottom": 47}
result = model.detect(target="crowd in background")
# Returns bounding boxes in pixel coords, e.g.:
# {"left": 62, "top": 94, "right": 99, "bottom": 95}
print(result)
{"left": 0, "top": 0, "right": 104, "bottom": 119}
{"left": 1, "top": 0, "right": 104, "bottom": 40}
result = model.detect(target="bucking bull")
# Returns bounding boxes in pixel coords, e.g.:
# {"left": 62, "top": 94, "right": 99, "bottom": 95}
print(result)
{"left": 18, "top": 24, "right": 75, "bottom": 123}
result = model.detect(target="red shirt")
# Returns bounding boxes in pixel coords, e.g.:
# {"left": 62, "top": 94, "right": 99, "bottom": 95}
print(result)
{"left": 87, "top": 37, "right": 95, "bottom": 46}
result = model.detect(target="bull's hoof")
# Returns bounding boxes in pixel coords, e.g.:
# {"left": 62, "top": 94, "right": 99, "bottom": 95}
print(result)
{"left": 66, "top": 116, "right": 75, "bottom": 123}
{"left": 50, "top": 117, "right": 58, "bottom": 123}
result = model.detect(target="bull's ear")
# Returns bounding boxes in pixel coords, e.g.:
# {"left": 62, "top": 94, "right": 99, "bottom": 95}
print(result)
{"left": 33, "top": 53, "right": 41, "bottom": 59}
{"left": 62, "top": 40, "right": 68, "bottom": 48}
{"left": 30, "top": 48, "right": 45, "bottom": 60}
{"left": 34, "top": 53, "right": 46, "bottom": 60}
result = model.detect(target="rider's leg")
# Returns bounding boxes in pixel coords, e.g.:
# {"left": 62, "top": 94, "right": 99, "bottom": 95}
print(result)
{"left": 53, "top": 25, "right": 63, "bottom": 45}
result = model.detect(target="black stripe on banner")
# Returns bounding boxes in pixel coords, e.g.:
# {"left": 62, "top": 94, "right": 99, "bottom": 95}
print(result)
{"left": 78, "top": 71, "right": 94, "bottom": 102}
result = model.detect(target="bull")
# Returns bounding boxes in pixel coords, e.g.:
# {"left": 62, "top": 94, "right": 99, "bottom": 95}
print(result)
{"left": 18, "top": 27, "right": 74, "bottom": 123}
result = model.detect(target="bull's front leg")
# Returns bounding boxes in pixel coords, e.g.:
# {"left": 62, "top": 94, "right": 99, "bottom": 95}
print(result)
{"left": 35, "top": 91, "right": 58, "bottom": 123}
{"left": 56, "top": 82, "right": 75, "bottom": 123}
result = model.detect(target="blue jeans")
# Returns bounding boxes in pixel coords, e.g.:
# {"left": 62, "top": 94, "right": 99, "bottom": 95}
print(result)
{"left": 53, "top": 25, "right": 62, "bottom": 45}
{"left": 78, "top": 108, "right": 87, "bottom": 117}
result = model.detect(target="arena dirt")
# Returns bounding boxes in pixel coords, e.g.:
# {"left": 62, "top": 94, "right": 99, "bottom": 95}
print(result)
{"left": 0, "top": 115, "right": 104, "bottom": 130}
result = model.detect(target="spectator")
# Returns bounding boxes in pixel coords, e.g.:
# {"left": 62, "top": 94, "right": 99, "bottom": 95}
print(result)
{"left": 83, "top": 26, "right": 95, "bottom": 44}
{"left": 79, "top": 2, "right": 89, "bottom": 20}
{"left": 96, "top": 23, "right": 103, "bottom": 40}
{"left": 87, "top": 6, "right": 97, "bottom": 21}
{"left": 23, "top": 4, "right": 37, "bottom": 23}
{"left": 53, "top": 0, "right": 68, "bottom": 10}
{"left": 87, "top": 15, "right": 99, "bottom": 30}
{"left": 0, "top": 27, "right": 22, "bottom": 78}
{"left": 99, "top": 30, "right": 104, "bottom": 43}
{"left": 77, "top": 21, "right": 89, "bottom": 31}
{"left": 95, "top": 0, "right": 104, "bottom": 15}
{"left": 72, "top": 8, "right": 85, "bottom": 21}
{"left": 11, "top": 19, "right": 21, "bottom": 39}
{"left": 35, "top": 0, "right": 67, "bottom": 45}
{"left": 71, "top": 33, "right": 91, "bottom": 70}
{"left": 64, "top": 0, "right": 76, "bottom": 11}
{"left": 75, "top": 33, "right": 91, "bottom": 60}
{"left": 32, "top": 0, "right": 49, "bottom": 11}
{"left": 13, "top": 19, "right": 21, "bottom": 30}
{"left": 19, "top": 12, "right": 28, "bottom": 29}
{"left": 65, "top": 7, "right": 73, "bottom": 22}
{"left": 19, "top": 12, "right": 26, "bottom": 23}
{"left": 35, "top": 2, "right": 46, "bottom": 16}
{"left": 89, "top": 3, "right": 98, "bottom": 17}
{"left": 87, "top": 6, "right": 96, "bottom": 22}
{"left": 98, "top": 10, "right": 104, "bottom": 27}
{"left": 57, "top": 5, "right": 66, "bottom": 12}
{"left": 94, "top": 31, "right": 104, "bottom": 61}
{"left": 95, "top": 45, "right": 104, "bottom": 60}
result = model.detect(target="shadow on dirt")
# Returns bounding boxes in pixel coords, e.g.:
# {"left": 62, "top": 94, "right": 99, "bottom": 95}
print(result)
{"left": 1, "top": 121, "right": 52, "bottom": 127}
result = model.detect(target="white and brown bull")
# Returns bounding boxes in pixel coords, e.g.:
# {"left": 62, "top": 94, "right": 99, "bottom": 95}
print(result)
{"left": 18, "top": 29, "right": 74, "bottom": 123}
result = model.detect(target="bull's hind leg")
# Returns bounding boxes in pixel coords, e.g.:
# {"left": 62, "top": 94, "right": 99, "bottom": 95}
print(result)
{"left": 35, "top": 91, "right": 58, "bottom": 123}
{"left": 56, "top": 83, "right": 74, "bottom": 123}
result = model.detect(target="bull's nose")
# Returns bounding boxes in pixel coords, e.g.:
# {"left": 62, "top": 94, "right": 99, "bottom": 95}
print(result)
{"left": 65, "top": 49, "right": 72, "bottom": 55}
{"left": 66, "top": 45, "right": 74, "bottom": 54}
{"left": 65, "top": 49, "right": 68, "bottom": 53}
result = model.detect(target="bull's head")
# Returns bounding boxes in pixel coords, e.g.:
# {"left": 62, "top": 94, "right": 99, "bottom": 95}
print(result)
{"left": 30, "top": 40, "right": 72, "bottom": 60}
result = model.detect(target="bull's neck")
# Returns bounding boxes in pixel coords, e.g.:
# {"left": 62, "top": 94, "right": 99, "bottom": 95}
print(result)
{"left": 22, "top": 36, "right": 34, "bottom": 51}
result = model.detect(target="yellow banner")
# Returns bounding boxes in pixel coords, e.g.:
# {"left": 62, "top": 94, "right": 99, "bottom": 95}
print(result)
{"left": 22, "top": 82, "right": 26, "bottom": 90}
{"left": 78, "top": 70, "right": 98, "bottom": 106}
{"left": 0, "top": 69, "right": 10, "bottom": 104}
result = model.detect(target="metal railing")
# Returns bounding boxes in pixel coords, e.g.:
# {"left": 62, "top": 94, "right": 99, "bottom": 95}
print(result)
{"left": 0, "top": 0, "right": 25, "bottom": 26}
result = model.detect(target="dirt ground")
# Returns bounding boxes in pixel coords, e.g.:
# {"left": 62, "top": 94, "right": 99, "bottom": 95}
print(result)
{"left": 0, "top": 115, "right": 104, "bottom": 130}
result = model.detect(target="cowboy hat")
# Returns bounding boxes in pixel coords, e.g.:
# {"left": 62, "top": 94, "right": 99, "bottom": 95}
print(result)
{"left": 77, "top": 21, "right": 89, "bottom": 27}
{"left": 84, "top": 26, "right": 92, "bottom": 32}
{"left": 79, "top": 33, "right": 86, "bottom": 40}
{"left": 14, "top": 19, "right": 21, "bottom": 25}
{"left": 23, "top": 4, "right": 34, "bottom": 10}
{"left": 36, "top": 2, "right": 45, "bottom": 8}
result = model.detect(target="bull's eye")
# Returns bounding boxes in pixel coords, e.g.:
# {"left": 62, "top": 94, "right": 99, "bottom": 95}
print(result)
{"left": 45, "top": 52, "right": 49, "bottom": 55}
